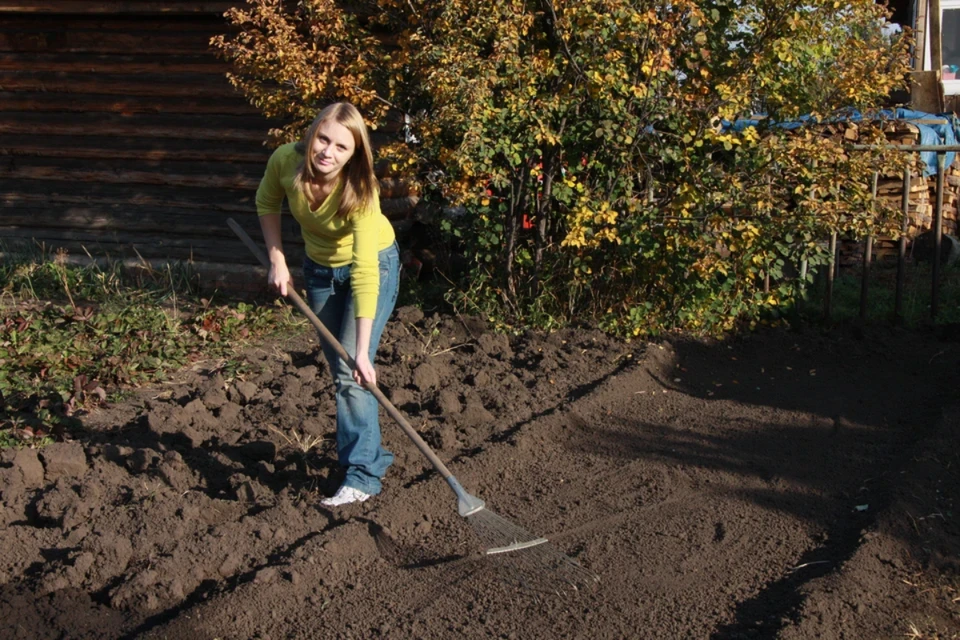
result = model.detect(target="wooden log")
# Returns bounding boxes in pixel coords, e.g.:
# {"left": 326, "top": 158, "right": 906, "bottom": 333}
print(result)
{"left": 0, "top": 92, "right": 261, "bottom": 115}
{"left": 0, "top": 30, "right": 217, "bottom": 55}
{"left": 2, "top": 165, "right": 261, "bottom": 190}
{"left": 0, "top": 2, "right": 236, "bottom": 15}
{"left": 0, "top": 226, "right": 303, "bottom": 265}
{"left": 0, "top": 205, "right": 301, "bottom": 237}
{"left": 0, "top": 52, "right": 229, "bottom": 73}
{"left": 0, "top": 113, "right": 272, "bottom": 141}
{"left": 2, "top": 191, "right": 254, "bottom": 213}
{"left": 0, "top": 73, "right": 243, "bottom": 99}
{"left": 3, "top": 182, "right": 256, "bottom": 210}
{"left": 2, "top": 144, "right": 270, "bottom": 165}
{"left": 0, "top": 16, "right": 230, "bottom": 33}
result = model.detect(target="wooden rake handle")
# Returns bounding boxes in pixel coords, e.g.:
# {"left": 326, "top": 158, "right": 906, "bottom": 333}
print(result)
{"left": 226, "top": 217, "right": 457, "bottom": 483}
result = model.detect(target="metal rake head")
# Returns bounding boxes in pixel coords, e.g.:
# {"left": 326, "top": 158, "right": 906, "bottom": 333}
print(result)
{"left": 466, "top": 506, "right": 599, "bottom": 595}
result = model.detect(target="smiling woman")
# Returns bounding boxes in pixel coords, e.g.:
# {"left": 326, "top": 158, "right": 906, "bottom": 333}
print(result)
{"left": 254, "top": 102, "right": 400, "bottom": 507}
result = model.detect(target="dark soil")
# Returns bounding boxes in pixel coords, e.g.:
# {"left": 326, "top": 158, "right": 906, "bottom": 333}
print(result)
{"left": 2, "top": 308, "right": 960, "bottom": 639}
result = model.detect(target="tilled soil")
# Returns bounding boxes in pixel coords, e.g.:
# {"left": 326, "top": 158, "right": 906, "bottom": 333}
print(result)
{"left": 2, "top": 308, "right": 960, "bottom": 639}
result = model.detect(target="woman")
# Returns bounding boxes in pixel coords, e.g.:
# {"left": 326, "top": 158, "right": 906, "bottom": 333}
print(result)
{"left": 256, "top": 102, "right": 399, "bottom": 507}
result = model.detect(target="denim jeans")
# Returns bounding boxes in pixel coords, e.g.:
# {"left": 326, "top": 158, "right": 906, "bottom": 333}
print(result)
{"left": 303, "top": 242, "right": 400, "bottom": 495}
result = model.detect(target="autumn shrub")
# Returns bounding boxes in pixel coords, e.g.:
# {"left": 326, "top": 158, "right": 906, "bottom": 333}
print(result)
{"left": 214, "top": 0, "right": 911, "bottom": 336}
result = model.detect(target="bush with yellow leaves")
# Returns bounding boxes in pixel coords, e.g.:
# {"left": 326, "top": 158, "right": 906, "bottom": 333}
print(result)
{"left": 214, "top": 0, "right": 911, "bottom": 336}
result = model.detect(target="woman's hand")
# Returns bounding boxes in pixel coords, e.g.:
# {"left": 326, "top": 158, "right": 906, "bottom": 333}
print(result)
{"left": 267, "top": 259, "right": 291, "bottom": 296}
{"left": 353, "top": 351, "right": 376, "bottom": 387}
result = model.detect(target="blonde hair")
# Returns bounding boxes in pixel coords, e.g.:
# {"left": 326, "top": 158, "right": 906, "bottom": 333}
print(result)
{"left": 293, "top": 102, "right": 377, "bottom": 218}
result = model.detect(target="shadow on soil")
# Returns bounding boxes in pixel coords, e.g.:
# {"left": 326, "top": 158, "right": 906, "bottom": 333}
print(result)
{"left": 572, "top": 328, "right": 959, "bottom": 638}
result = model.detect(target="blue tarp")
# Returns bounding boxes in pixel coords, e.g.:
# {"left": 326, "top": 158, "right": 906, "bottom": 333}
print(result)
{"left": 724, "top": 108, "right": 960, "bottom": 176}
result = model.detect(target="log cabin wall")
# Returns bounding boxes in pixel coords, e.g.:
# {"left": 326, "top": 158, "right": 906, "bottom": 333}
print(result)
{"left": 0, "top": 1, "right": 418, "bottom": 293}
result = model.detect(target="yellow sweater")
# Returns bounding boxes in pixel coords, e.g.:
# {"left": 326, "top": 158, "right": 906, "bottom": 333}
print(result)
{"left": 255, "top": 143, "right": 396, "bottom": 318}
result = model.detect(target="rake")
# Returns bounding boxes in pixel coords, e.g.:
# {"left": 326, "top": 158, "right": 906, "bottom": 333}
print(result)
{"left": 228, "top": 218, "right": 597, "bottom": 594}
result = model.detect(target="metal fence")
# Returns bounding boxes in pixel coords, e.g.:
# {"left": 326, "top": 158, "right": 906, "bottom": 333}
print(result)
{"left": 830, "top": 143, "right": 960, "bottom": 323}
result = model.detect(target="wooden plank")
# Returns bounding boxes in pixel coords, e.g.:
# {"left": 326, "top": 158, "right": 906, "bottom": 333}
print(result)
{"left": 0, "top": 111, "right": 273, "bottom": 140}
{"left": 0, "top": 2, "right": 236, "bottom": 14}
{"left": 1, "top": 144, "right": 269, "bottom": 164}
{"left": 3, "top": 181, "right": 415, "bottom": 215}
{"left": 3, "top": 165, "right": 261, "bottom": 189}
{"left": 910, "top": 70, "right": 944, "bottom": 113}
{"left": 0, "top": 205, "right": 302, "bottom": 238}
{"left": 0, "top": 120, "right": 268, "bottom": 142}
{"left": 0, "top": 16, "right": 229, "bottom": 33}
{"left": 2, "top": 191, "right": 255, "bottom": 213}
{"left": 0, "top": 92, "right": 261, "bottom": 115}
{"left": 0, "top": 30, "right": 217, "bottom": 55}
{"left": 0, "top": 231, "right": 306, "bottom": 266}
{"left": 2, "top": 179, "right": 258, "bottom": 207}
{"left": 9, "top": 153, "right": 265, "bottom": 174}
{"left": 0, "top": 73, "right": 244, "bottom": 99}
{"left": 0, "top": 52, "right": 228, "bottom": 73}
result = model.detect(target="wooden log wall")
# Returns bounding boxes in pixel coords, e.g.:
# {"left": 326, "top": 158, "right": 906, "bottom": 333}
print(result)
{"left": 0, "top": 0, "right": 419, "bottom": 290}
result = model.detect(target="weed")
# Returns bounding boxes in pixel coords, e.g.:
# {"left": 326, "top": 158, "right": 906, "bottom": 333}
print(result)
{"left": 267, "top": 424, "right": 327, "bottom": 454}
{"left": 0, "top": 248, "right": 303, "bottom": 449}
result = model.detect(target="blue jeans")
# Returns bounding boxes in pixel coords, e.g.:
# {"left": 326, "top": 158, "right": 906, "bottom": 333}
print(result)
{"left": 303, "top": 242, "right": 400, "bottom": 495}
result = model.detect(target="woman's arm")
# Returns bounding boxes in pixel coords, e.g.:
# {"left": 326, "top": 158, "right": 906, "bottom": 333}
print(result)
{"left": 259, "top": 213, "right": 290, "bottom": 296}
{"left": 352, "top": 317, "right": 375, "bottom": 386}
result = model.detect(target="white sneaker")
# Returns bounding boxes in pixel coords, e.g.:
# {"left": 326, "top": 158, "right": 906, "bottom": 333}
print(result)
{"left": 321, "top": 485, "right": 372, "bottom": 507}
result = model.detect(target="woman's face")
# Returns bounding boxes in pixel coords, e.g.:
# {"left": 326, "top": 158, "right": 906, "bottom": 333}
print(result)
{"left": 310, "top": 120, "right": 356, "bottom": 183}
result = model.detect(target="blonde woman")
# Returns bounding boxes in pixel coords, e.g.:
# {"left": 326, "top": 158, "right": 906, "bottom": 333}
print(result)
{"left": 256, "top": 102, "right": 399, "bottom": 506}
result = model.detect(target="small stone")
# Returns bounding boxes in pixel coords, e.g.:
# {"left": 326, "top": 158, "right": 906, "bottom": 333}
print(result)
{"left": 254, "top": 567, "right": 278, "bottom": 583}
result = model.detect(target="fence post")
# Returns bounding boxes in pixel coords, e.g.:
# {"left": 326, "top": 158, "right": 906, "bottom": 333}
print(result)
{"left": 932, "top": 152, "right": 946, "bottom": 320}
{"left": 825, "top": 231, "right": 837, "bottom": 320}
{"left": 859, "top": 172, "right": 878, "bottom": 322}
{"left": 895, "top": 163, "right": 911, "bottom": 323}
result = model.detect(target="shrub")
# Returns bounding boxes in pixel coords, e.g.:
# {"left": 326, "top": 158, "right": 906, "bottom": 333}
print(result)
{"left": 214, "top": 0, "right": 911, "bottom": 335}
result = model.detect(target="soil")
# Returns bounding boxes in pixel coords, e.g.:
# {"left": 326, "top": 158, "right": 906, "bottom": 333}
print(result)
{"left": 2, "top": 308, "right": 960, "bottom": 640}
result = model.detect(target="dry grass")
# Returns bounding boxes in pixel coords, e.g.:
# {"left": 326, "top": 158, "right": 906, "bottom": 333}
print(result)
{"left": 267, "top": 424, "right": 326, "bottom": 453}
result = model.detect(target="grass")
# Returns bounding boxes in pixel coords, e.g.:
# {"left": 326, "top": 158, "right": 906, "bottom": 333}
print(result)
{"left": 797, "top": 261, "right": 960, "bottom": 327}
{"left": 0, "top": 245, "right": 305, "bottom": 448}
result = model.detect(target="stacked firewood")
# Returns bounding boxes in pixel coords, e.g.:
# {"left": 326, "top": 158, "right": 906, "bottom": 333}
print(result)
{"left": 839, "top": 121, "right": 960, "bottom": 266}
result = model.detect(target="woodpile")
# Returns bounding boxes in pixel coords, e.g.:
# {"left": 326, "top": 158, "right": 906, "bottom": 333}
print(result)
{"left": 840, "top": 120, "right": 960, "bottom": 267}
{"left": 0, "top": 2, "right": 419, "bottom": 288}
